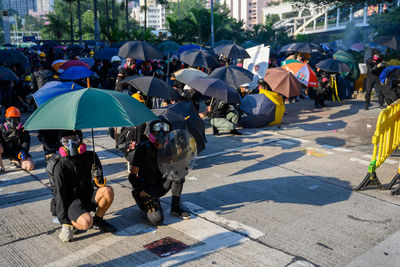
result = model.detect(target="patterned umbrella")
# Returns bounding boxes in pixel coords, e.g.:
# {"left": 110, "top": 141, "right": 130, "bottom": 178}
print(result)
{"left": 51, "top": 59, "right": 67, "bottom": 72}
{"left": 59, "top": 60, "right": 90, "bottom": 71}
{"left": 281, "top": 62, "right": 317, "bottom": 88}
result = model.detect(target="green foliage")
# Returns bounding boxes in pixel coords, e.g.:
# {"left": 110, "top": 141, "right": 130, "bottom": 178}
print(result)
{"left": 369, "top": 7, "right": 400, "bottom": 36}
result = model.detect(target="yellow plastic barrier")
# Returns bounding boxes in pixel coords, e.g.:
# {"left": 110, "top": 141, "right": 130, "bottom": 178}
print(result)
{"left": 331, "top": 76, "right": 342, "bottom": 103}
{"left": 355, "top": 99, "right": 400, "bottom": 194}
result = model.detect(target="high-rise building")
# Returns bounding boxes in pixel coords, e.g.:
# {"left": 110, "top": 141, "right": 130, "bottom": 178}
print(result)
{"left": 1, "top": 0, "right": 37, "bottom": 17}
{"left": 220, "top": 0, "right": 271, "bottom": 29}
{"left": 36, "top": 0, "right": 54, "bottom": 14}
{"left": 132, "top": 0, "right": 166, "bottom": 30}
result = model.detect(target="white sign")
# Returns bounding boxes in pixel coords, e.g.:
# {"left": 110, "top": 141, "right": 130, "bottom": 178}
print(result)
{"left": 243, "top": 45, "right": 270, "bottom": 88}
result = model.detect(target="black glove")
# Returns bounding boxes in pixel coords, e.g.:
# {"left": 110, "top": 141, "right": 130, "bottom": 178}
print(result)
{"left": 92, "top": 165, "right": 106, "bottom": 187}
{"left": 128, "top": 173, "right": 146, "bottom": 191}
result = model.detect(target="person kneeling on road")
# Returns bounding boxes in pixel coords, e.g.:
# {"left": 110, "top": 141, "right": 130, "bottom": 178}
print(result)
{"left": 0, "top": 106, "right": 34, "bottom": 172}
{"left": 208, "top": 98, "right": 241, "bottom": 135}
{"left": 53, "top": 130, "right": 116, "bottom": 242}
{"left": 128, "top": 118, "right": 190, "bottom": 226}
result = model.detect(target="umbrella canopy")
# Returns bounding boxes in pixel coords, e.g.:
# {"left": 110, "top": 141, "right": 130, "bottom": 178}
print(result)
{"left": 94, "top": 48, "right": 119, "bottom": 60}
{"left": 241, "top": 40, "right": 261, "bottom": 49}
{"left": 121, "top": 75, "right": 181, "bottom": 100}
{"left": 179, "top": 44, "right": 201, "bottom": 53}
{"left": 281, "top": 62, "right": 317, "bottom": 88}
{"left": 152, "top": 102, "right": 206, "bottom": 153}
{"left": 372, "top": 35, "right": 400, "bottom": 50}
{"left": 0, "top": 66, "right": 19, "bottom": 81}
{"left": 180, "top": 49, "right": 218, "bottom": 69}
{"left": 0, "top": 50, "right": 28, "bottom": 65}
{"left": 213, "top": 44, "right": 250, "bottom": 59}
{"left": 238, "top": 92, "right": 285, "bottom": 128}
{"left": 279, "top": 42, "right": 322, "bottom": 54}
{"left": 379, "top": 66, "right": 400, "bottom": 84}
{"left": 79, "top": 57, "right": 95, "bottom": 68}
{"left": 333, "top": 50, "right": 360, "bottom": 81}
{"left": 111, "top": 41, "right": 126, "bottom": 48}
{"left": 118, "top": 41, "right": 163, "bottom": 61}
{"left": 52, "top": 59, "right": 67, "bottom": 72}
{"left": 32, "top": 81, "right": 84, "bottom": 107}
{"left": 188, "top": 77, "right": 241, "bottom": 104}
{"left": 173, "top": 68, "right": 208, "bottom": 85}
{"left": 67, "top": 44, "right": 84, "bottom": 51}
{"left": 158, "top": 41, "right": 180, "bottom": 53}
{"left": 59, "top": 60, "right": 90, "bottom": 71}
{"left": 42, "top": 41, "right": 62, "bottom": 50}
{"left": 315, "top": 59, "right": 351, "bottom": 73}
{"left": 59, "top": 66, "right": 94, "bottom": 80}
{"left": 209, "top": 65, "right": 254, "bottom": 88}
{"left": 24, "top": 88, "right": 158, "bottom": 130}
{"left": 280, "top": 59, "right": 302, "bottom": 67}
{"left": 264, "top": 68, "right": 303, "bottom": 98}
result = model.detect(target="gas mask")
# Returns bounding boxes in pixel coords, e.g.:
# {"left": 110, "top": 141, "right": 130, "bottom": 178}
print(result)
{"left": 59, "top": 135, "right": 86, "bottom": 157}
{"left": 148, "top": 122, "right": 171, "bottom": 145}
{"left": 6, "top": 117, "right": 21, "bottom": 130}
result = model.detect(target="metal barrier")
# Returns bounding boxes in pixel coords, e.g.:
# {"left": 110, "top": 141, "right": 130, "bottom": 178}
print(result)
{"left": 355, "top": 99, "right": 400, "bottom": 194}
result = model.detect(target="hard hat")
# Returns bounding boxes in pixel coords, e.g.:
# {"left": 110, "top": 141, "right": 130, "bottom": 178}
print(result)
{"left": 90, "top": 50, "right": 94, "bottom": 55}
{"left": 111, "top": 56, "right": 121, "bottom": 63}
{"left": 39, "top": 52, "right": 46, "bottom": 58}
{"left": 24, "top": 75, "right": 31, "bottom": 81}
{"left": 5, "top": 106, "right": 21, "bottom": 118}
{"left": 132, "top": 93, "right": 145, "bottom": 103}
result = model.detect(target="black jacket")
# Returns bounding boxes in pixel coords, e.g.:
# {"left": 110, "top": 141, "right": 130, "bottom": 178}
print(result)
{"left": 0, "top": 122, "right": 30, "bottom": 157}
{"left": 53, "top": 151, "right": 101, "bottom": 224}
{"left": 210, "top": 99, "right": 229, "bottom": 118}
{"left": 366, "top": 58, "right": 385, "bottom": 77}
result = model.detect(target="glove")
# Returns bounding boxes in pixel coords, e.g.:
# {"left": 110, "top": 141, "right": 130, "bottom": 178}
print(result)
{"left": 141, "top": 192, "right": 158, "bottom": 213}
{"left": 18, "top": 151, "right": 26, "bottom": 160}
{"left": 91, "top": 165, "right": 102, "bottom": 180}
{"left": 59, "top": 224, "right": 74, "bottom": 242}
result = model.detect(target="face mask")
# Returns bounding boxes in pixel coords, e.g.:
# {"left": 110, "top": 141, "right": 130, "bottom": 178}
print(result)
{"left": 149, "top": 122, "right": 170, "bottom": 145}
{"left": 6, "top": 118, "right": 21, "bottom": 129}
{"left": 60, "top": 135, "right": 85, "bottom": 156}
{"left": 373, "top": 56, "right": 379, "bottom": 61}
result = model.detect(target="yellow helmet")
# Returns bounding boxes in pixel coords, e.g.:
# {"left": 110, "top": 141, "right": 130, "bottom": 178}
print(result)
{"left": 24, "top": 75, "right": 31, "bottom": 81}
{"left": 90, "top": 50, "right": 94, "bottom": 56}
{"left": 39, "top": 52, "right": 46, "bottom": 58}
{"left": 132, "top": 93, "right": 145, "bottom": 103}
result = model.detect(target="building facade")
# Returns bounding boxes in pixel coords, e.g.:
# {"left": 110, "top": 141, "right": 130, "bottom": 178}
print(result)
{"left": 131, "top": 1, "right": 166, "bottom": 30}
{"left": 1, "top": 0, "right": 37, "bottom": 17}
{"left": 36, "top": 0, "right": 54, "bottom": 14}
{"left": 220, "top": 0, "right": 272, "bottom": 29}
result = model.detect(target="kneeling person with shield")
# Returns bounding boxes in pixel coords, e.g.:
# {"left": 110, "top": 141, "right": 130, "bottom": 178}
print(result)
{"left": 128, "top": 118, "right": 196, "bottom": 225}
{"left": 53, "top": 130, "right": 116, "bottom": 242}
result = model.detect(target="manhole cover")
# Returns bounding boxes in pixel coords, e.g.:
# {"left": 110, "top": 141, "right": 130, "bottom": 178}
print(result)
{"left": 144, "top": 236, "right": 189, "bottom": 257}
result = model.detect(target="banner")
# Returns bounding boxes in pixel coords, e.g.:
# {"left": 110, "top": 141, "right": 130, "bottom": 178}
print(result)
{"left": 243, "top": 45, "right": 270, "bottom": 88}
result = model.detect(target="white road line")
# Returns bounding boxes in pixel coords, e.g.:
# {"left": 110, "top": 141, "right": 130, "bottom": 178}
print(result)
{"left": 292, "top": 138, "right": 311, "bottom": 144}
{"left": 350, "top": 158, "right": 371, "bottom": 166}
{"left": 195, "top": 138, "right": 281, "bottom": 160}
{"left": 44, "top": 223, "right": 154, "bottom": 267}
{"left": 362, "top": 154, "right": 398, "bottom": 165}
{"left": 332, "top": 147, "right": 352, "bottom": 153}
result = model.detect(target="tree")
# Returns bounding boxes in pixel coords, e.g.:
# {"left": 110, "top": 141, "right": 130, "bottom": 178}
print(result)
{"left": 369, "top": 7, "right": 400, "bottom": 36}
{"left": 64, "top": 0, "right": 75, "bottom": 44}
{"left": 42, "top": 13, "right": 69, "bottom": 40}
{"left": 77, "top": 0, "right": 82, "bottom": 44}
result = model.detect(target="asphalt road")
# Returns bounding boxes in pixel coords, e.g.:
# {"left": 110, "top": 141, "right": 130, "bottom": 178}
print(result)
{"left": 1, "top": 97, "right": 400, "bottom": 266}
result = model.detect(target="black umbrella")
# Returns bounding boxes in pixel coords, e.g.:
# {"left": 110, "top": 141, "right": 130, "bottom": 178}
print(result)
{"left": 209, "top": 65, "right": 254, "bottom": 88}
{"left": 111, "top": 41, "right": 126, "bottom": 48}
{"left": 280, "top": 42, "right": 322, "bottom": 54}
{"left": 213, "top": 44, "right": 250, "bottom": 59}
{"left": 94, "top": 48, "right": 119, "bottom": 60}
{"left": 121, "top": 75, "right": 181, "bottom": 100}
{"left": 315, "top": 59, "right": 351, "bottom": 73}
{"left": 118, "top": 41, "right": 163, "bottom": 60}
{"left": 372, "top": 35, "right": 400, "bottom": 50}
{"left": 42, "top": 40, "right": 62, "bottom": 50}
{"left": 0, "top": 66, "right": 19, "bottom": 81}
{"left": 180, "top": 49, "right": 218, "bottom": 69}
{"left": 188, "top": 77, "right": 241, "bottom": 104}
{"left": 0, "top": 50, "right": 28, "bottom": 65}
{"left": 215, "top": 40, "right": 233, "bottom": 47}
{"left": 67, "top": 44, "right": 84, "bottom": 51}
{"left": 152, "top": 102, "right": 206, "bottom": 153}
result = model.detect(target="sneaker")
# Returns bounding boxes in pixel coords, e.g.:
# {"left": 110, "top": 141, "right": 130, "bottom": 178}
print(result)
{"left": 92, "top": 217, "right": 117, "bottom": 232}
{"left": 0, "top": 167, "right": 5, "bottom": 173}
{"left": 9, "top": 162, "right": 20, "bottom": 169}
{"left": 229, "top": 129, "right": 242, "bottom": 135}
{"left": 212, "top": 126, "right": 219, "bottom": 135}
{"left": 363, "top": 106, "right": 369, "bottom": 110}
{"left": 170, "top": 207, "right": 191, "bottom": 220}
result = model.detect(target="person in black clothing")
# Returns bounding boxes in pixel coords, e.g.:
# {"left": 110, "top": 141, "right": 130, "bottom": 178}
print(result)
{"left": 208, "top": 98, "right": 241, "bottom": 135}
{"left": 364, "top": 51, "right": 386, "bottom": 110}
{"left": 116, "top": 57, "right": 138, "bottom": 92}
{"left": 314, "top": 76, "right": 331, "bottom": 108}
{"left": 128, "top": 118, "right": 190, "bottom": 226}
{"left": 104, "top": 56, "right": 122, "bottom": 90}
{"left": 38, "top": 130, "right": 62, "bottom": 162}
{"left": 54, "top": 130, "right": 116, "bottom": 242}
{"left": 0, "top": 106, "right": 34, "bottom": 172}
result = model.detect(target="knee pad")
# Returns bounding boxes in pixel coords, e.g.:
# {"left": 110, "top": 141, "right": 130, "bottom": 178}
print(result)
{"left": 147, "top": 210, "right": 164, "bottom": 226}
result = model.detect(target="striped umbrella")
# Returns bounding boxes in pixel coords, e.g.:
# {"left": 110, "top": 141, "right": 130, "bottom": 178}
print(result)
{"left": 281, "top": 62, "right": 317, "bottom": 88}
{"left": 51, "top": 59, "right": 67, "bottom": 72}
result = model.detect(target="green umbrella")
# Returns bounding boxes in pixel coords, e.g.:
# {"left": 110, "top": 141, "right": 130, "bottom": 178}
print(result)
{"left": 24, "top": 88, "right": 158, "bottom": 130}
{"left": 333, "top": 50, "right": 360, "bottom": 82}
{"left": 158, "top": 41, "right": 180, "bottom": 53}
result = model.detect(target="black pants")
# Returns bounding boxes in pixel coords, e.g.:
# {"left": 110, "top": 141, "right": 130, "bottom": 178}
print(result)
{"left": 365, "top": 75, "right": 384, "bottom": 107}
{"left": 131, "top": 178, "right": 184, "bottom": 225}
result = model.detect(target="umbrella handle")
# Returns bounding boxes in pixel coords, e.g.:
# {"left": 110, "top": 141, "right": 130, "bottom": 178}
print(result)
{"left": 87, "top": 77, "right": 90, "bottom": 88}
{"left": 94, "top": 177, "right": 107, "bottom": 187}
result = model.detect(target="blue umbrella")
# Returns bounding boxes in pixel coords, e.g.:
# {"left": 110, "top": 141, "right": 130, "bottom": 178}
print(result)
{"left": 179, "top": 44, "right": 201, "bottom": 53}
{"left": 79, "top": 57, "right": 95, "bottom": 68}
{"left": 33, "top": 81, "right": 84, "bottom": 107}
{"left": 59, "top": 66, "right": 94, "bottom": 80}
{"left": 238, "top": 94, "right": 277, "bottom": 128}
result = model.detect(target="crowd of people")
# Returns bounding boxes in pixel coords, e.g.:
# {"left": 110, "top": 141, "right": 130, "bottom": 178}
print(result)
{"left": 0, "top": 40, "right": 399, "bottom": 243}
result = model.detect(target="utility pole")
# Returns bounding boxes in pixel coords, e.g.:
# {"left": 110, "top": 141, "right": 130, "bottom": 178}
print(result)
{"left": 210, "top": 0, "right": 214, "bottom": 48}
{"left": 178, "top": 0, "right": 180, "bottom": 22}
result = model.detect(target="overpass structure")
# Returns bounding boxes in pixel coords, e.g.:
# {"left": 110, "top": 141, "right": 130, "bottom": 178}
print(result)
{"left": 263, "top": 1, "right": 400, "bottom": 36}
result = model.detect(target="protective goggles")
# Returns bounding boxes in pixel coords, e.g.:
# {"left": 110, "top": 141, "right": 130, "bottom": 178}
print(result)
{"left": 61, "top": 135, "right": 80, "bottom": 146}
{"left": 152, "top": 122, "right": 170, "bottom": 133}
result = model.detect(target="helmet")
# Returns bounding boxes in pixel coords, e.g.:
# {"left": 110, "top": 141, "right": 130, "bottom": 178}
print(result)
{"left": 111, "top": 56, "right": 121, "bottom": 63}
{"left": 5, "top": 106, "right": 21, "bottom": 118}
{"left": 24, "top": 75, "right": 31, "bottom": 82}
{"left": 39, "top": 52, "right": 46, "bottom": 58}
{"left": 147, "top": 118, "right": 171, "bottom": 145}
{"left": 90, "top": 50, "right": 94, "bottom": 56}
{"left": 132, "top": 93, "right": 145, "bottom": 103}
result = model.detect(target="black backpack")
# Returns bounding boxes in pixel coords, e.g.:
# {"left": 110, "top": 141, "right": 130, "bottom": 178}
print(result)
{"left": 45, "top": 154, "right": 61, "bottom": 216}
